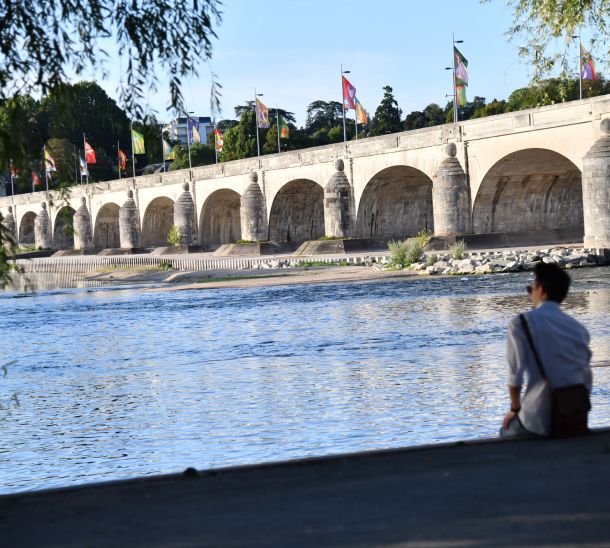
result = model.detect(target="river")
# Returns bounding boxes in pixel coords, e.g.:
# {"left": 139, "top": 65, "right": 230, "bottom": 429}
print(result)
{"left": 1, "top": 267, "right": 609, "bottom": 494}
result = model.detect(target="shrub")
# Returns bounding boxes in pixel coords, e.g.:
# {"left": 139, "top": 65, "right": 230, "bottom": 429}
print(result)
{"left": 426, "top": 253, "right": 439, "bottom": 267}
{"left": 159, "top": 260, "right": 172, "bottom": 271}
{"left": 404, "top": 240, "right": 424, "bottom": 265}
{"left": 450, "top": 239, "right": 467, "bottom": 260}
{"left": 415, "top": 229, "right": 431, "bottom": 248}
{"left": 388, "top": 240, "right": 408, "bottom": 267}
{"left": 167, "top": 225, "right": 181, "bottom": 246}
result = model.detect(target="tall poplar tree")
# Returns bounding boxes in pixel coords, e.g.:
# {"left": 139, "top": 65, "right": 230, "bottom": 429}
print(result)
{"left": 370, "top": 86, "right": 403, "bottom": 136}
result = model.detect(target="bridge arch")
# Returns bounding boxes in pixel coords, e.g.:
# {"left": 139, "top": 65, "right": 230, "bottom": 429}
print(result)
{"left": 199, "top": 189, "right": 241, "bottom": 250}
{"left": 19, "top": 211, "right": 37, "bottom": 245}
{"left": 268, "top": 179, "right": 324, "bottom": 242}
{"left": 142, "top": 197, "right": 175, "bottom": 247}
{"left": 53, "top": 206, "right": 76, "bottom": 250}
{"left": 355, "top": 166, "right": 433, "bottom": 239}
{"left": 472, "top": 148, "right": 583, "bottom": 235}
{"left": 94, "top": 203, "right": 121, "bottom": 249}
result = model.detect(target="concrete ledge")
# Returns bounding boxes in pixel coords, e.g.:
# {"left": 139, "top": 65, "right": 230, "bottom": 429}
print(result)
{"left": 51, "top": 249, "right": 98, "bottom": 257}
{"left": 96, "top": 248, "right": 149, "bottom": 256}
{"left": 2, "top": 429, "right": 610, "bottom": 546}
{"left": 150, "top": 245, "right": 204, "bottom": 255}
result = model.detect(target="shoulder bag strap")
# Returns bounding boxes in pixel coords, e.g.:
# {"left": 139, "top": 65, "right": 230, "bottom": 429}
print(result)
{"left": 519, "top": 313, "right": 547, "bottom": 382}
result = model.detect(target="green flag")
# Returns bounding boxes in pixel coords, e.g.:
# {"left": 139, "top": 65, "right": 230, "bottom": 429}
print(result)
{"left": 132, "top": 129, "right": 145, "bottom": 154}
{"left": 162, "top": 139, "right": 174, "bottom": 160}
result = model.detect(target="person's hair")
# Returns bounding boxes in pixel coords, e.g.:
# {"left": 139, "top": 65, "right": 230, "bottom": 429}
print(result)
{"left": 534, "top": 262, "right": 571, "bottom": 303}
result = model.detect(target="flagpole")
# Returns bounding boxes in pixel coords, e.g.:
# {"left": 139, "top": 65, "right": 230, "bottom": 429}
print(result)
{"left": 9, "top": 159, "right": 15, "bottom": 196}
{"left": 73, "top": 146, "right": 78, "bottom": 185}
{"left": 214, "top": 122, "right": 218, "bottom": 164}
{"left": 130, "top": 121, "right": 136, "bottom": 179}
{"left": 578, "top": 33, "right": 583, "bottom": 100}
{"left": 78, "top": 149, "right": 83, "bottom": 185}
{"left": 452, "top": 33, "right": 458, "bottom": 124}
{"left": 186, "top": 112, "right": 193, "bottom": 173}
{"left": 254, "top": 88, "right": 261, "bottom": 157}
{"left": 117, "top": 140, "right": 121, "bottom": 179}
{"left": 43, "top": 145, "right": 49, "bottom": 191}
{"left": 276, "top": 108, "right": 281, "bottom": 153}
{"left": 341, "top": 64, "right": 347, "bottom": 142}
{"left": 83, "top": 133, "right": 89, "bottom": 184}
{"left": 161, "top": 130, "right": 166, "bottom": 173}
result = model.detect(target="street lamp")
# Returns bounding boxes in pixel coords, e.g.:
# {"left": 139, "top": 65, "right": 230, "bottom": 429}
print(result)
{"left": 341, "top": 65, "right": 351, "bottom": 141}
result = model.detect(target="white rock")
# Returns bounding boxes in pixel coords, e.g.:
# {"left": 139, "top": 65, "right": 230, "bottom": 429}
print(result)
{"left": 542, "top": 256, "right": 556, "bottom": 264}
{"left": 426, "top": 266, "right": 437, "bottom": 274}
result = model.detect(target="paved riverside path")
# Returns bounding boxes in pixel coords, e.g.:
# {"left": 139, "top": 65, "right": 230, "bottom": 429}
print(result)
{"left": 2, "top": 431, "right": 610, "bottom": 547}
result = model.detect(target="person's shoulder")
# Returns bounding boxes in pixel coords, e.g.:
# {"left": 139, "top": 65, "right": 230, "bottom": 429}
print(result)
{"left": 508, "top": 312, "right": 524, "bottom": 333}
{"left": 561, "top": 310, "right": 590, "bottom": 338}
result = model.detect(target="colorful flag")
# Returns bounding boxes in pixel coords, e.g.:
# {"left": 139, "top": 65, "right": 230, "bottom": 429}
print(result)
{"left": 580, "top": 44, "right": 598, "bottom": 80}
{"left": 132, "top": 129, "right": 145, "bottom": 154}
{"left": 342, "top": 76, "right": 357, "bottom": 110}
{"left": 279, "top": 116, "right": 289, "bottom": 138}
{"left": 79, "top": 156, "right": 88, "bottom": 176}
{"left": 256, "top": 98, "right": 270, "bottom": 128}
{"left": 84, "top": 140, "right": 96, "bottom": 164}
{"left": 456, "top": 84, "right": 468, "bottom": 107}
{"left": 162, "top": 139, "right": 175, "bottom": 160}
{"left": 44, "top": 148, "right": 56, "bottom": 172}
{"left": 118, "top": 149, "right": 127, "bottom": 170}
{"left": 188, "top": 117, "right": 201, "bottom": 143}
{"left": 355, "top": 98, "right": 368, "bottom": 124}
{"left": 10, "top": 161, "right": 19, "bottom": 179}
{"left": 32, "top": 171, "right": 40, "bottom": 186}
{"left": 214, "top": 128, "right": 224, "bottom": 152}
{"left": 454, "top": 47, "right": 468, "bottom": 87}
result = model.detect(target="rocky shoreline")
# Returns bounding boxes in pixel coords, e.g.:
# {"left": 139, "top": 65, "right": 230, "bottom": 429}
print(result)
{"left": 406, "top": 246, "right": 603, "bottom": 276}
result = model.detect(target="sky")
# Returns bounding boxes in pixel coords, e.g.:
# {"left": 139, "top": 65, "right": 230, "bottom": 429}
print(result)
{"left": 93, "top": 0, "right": 585, "bottom": 126}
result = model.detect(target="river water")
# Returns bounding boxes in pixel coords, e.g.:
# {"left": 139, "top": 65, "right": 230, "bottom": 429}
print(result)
{"left": 1, "top": 268, "right": 609, "bottom": 494}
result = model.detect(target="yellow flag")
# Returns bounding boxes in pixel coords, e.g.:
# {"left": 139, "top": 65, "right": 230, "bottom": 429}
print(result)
{"left": 132, "top": 129, "right": 145, "bottom": 154}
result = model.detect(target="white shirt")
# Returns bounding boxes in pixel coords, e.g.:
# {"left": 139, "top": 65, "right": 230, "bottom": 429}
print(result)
{"left": 507, "top": 300, "right": 593, "bottom": 436}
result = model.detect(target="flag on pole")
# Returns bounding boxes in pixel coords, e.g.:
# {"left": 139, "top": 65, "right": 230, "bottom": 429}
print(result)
{"left": 342, "top": 76, "right": 357, "bottom": 110}
{"left": 454, "top": 47, "right": 468, "bottom": 86}
{"left": 10, "top": 163, "right": 19, "bottom": 178}
{"left": 32, "top": 171, "right": 40, "bottom": 186}
{"left": 279, "top": 116, "right": 289, "bottom": 138}
{"left": 188, "top": 117, "right": 201, "bottom": 143}
{"left": 456, "top": 85, "right": 468, "bottom": 106}
{"left": 580, "top": 44, "right": 598, "bottom": 80}
{"left": 355, "top": 98, "right": 368, "bottom": 124}
{"left": 79, "top": 156, "right": 89, "bottom": 176}
{"left": 132, "top": 129, "right": 145, "bottom": 154}
{"left": 44, "top": 149, "right": 56, "bottom": 172}
{"left": 162, "top": 139, "right": 175, "bottom": 160}
{"left": 256, "top": 98, "right": 270, "bottom": 128}
{"left": 214, "top": 128, "right": 224, "bottom": 151}
{"left": 118, "top": 149, "right": 127, "bottom": 170}
{"left": 84, "top": 140, "right": 96, "bottom": 163}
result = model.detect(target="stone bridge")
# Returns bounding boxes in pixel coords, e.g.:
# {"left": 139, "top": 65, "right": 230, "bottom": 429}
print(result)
{"left": 2, "top": 96, "right": 610, "bottom": 252}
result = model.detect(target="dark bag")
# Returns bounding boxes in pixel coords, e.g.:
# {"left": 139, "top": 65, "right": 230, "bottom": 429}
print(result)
{"left": 519, "top": 314, "right": 591, "bottom": 438}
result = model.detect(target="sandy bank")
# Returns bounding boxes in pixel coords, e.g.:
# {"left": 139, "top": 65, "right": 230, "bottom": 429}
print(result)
{"left": 84, "top": 265, "right": 419, "bottom": 291}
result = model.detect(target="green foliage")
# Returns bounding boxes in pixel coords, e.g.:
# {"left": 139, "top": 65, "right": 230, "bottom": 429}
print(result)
{"left": 296, "top": 259, "right": 349, "bottom": 267}
{"left": 415, "top": 229, "right": 431, "bottom": 248}
{"left": 327, "top": 126, "right": 344, "bottom": 143}
{"left": 169, "top": 143, "right": 216, "bottom": 170}
{"left": 158, "top": 260, "right": 173, "bottom": 271}
{"left": 219, "top": 110, "right": 258, "bottom": 161}
{"left": 235, "top": 239, "right": 255, "bottom": 244}
{"left": 305, "top": 100, "right": 343, "bottom": 132}
{"left": 426, "top": 254, "right": 439, "bottom": 267}
{"left": 167, "top": 225, "right": 181, "bottom": 246}
{"left": 370, "top": 86, "right": 403, "bottom": 136}
{"left": 388, "top": 239, "right": 408, "bottom": 267}
{"left": 450, "top": 240, "right": 467, "bottom": 260}
{"left": 404, "top": 240, "right": 424, "bottom": 265}
{"left": 498, "top": 0, "right": 610, "bottom": 80}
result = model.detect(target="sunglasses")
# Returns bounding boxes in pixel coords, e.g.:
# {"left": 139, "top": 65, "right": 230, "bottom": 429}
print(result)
{"left": 526, "top": 285, "right": 532, "bottom": 294}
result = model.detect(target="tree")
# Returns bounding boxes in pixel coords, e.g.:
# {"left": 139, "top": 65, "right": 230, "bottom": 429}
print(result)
{"left": 305, "top": 101, "right": 343, "bottom": 132}
{"left": 46, "top": 139, "right": 78, "bottom": 186}
{"left": 263, "top": 125, "right": 280, "bottom": 155}
{"left": 169, "top": 144, "right": 216, "bottom": 170}
{"left": 500, "top": 0, "right": 610, "bottom": 80}
{"left": 370, "top": 86, "right": 403, "bottom": 136}
{"left": 219, "top": 110, "right": 258, "bottom": 161}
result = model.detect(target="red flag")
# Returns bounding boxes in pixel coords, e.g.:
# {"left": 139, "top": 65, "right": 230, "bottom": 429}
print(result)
{"left": 32, "top": 171, "right": 40, "bottom": 186}
{"left": 84, "top": 140, "right": 97, "bottom": 164}
{"left": 118, "top": 149, "right": 127, "bottom": 170}
{"left": 342, "top": 76, "right": 356, "bottom": 110}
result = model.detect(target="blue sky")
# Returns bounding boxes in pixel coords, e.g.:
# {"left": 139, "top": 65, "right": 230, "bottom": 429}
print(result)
{"left": 96, "top": 0, "right": 585, "bottom": 126}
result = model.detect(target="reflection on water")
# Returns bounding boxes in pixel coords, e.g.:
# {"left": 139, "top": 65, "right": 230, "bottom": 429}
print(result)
{"left": 0, "top": 267, "right": 609, "bottom": 494}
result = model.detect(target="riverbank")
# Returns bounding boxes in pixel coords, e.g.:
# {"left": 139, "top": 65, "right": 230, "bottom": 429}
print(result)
{"left": 2, "top": 429, "right": 610, "bottom": 546}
